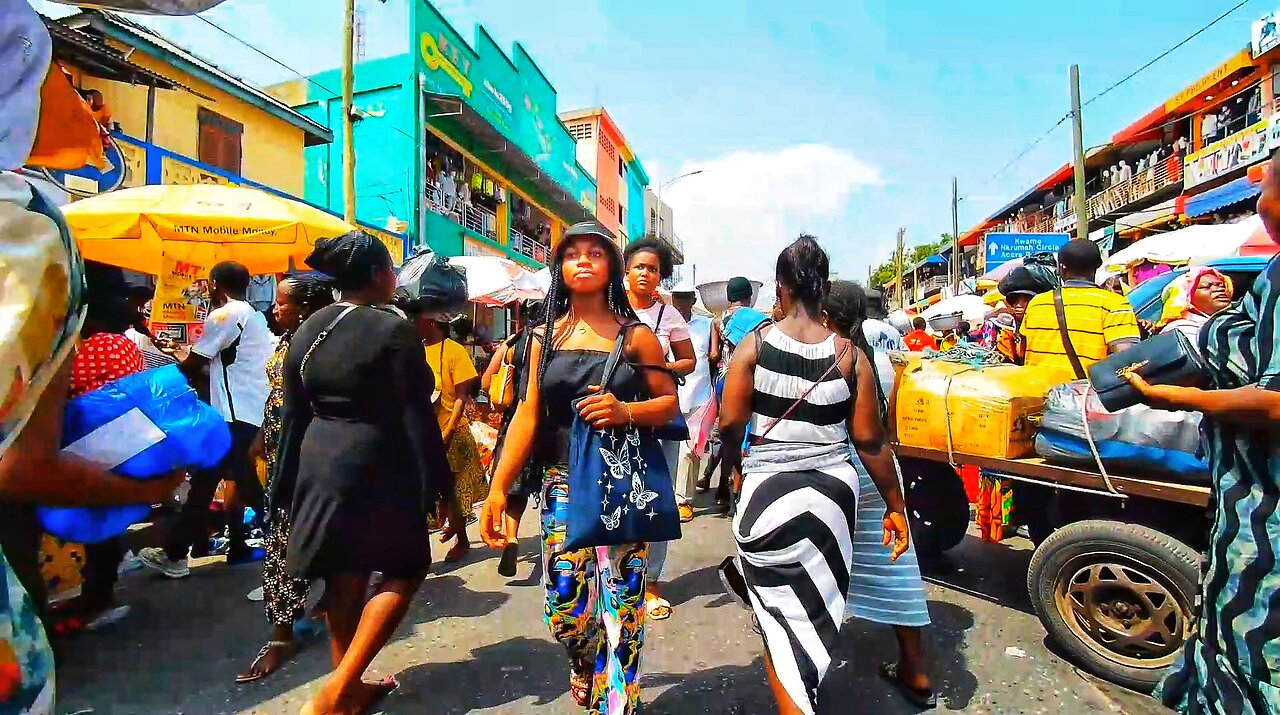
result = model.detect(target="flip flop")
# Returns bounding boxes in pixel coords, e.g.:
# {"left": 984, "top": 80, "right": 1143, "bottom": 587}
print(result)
{"left": 879, "top": 661, "right": 937, "bottom": 709}
{"left": 236, "top": 640, "right": 296, "bottom": 683}
{"left": 359, "top": 676, "right": 398, "bottom": 714}
{"left": 645, "top": 595, "right": 673, "bottom": 621}
{"left": 569, "top": 671, "right": 591, "bottom": 707}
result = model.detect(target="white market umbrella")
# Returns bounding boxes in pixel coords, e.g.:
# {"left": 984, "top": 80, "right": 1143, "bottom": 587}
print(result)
{"left": 448, "top": 256, "right": 544, "bottom": 306}
{"left": 921, "top": 294, "right": 990, "bottom": 324}
{"left": 1104, "top": 220, "right": 1259, "bottom": 273}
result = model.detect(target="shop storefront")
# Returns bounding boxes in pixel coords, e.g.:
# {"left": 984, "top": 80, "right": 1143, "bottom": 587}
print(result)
{"left": 288, "top": 0, "right": 600, "bottom": 267}
{"left": 410, "top": 1, "right": 598, "bottom": 266}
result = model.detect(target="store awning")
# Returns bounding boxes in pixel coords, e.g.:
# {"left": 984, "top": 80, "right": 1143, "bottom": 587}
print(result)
{"left": 1182, "top": 176, "right": 1262, "bottom": 219}
{"left": 1114, "top": 198, "right": 1178, "bottom": 235}
{"left": 423, "top": 92, "right": 592, "bottom": 225}
{"left": 920, "top": 254, "right": 947, "bottom": 266}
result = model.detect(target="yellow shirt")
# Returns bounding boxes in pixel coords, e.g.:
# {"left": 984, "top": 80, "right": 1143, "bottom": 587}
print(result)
{"left": 1020, "top": 285, "right": 1140, "bottom": 379}
{"left": 423, "top": 338, "right": 478, "bottom": 428}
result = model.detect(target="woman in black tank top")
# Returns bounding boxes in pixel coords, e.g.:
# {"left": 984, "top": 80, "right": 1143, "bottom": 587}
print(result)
{"left": 479, "top": 222, "right": 679, "bottom": 713}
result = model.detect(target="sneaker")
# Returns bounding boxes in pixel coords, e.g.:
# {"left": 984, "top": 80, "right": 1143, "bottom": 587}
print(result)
{"left": 137, "top": 547, "right": 190, "bottom": 579}
{"left": 246, "top": 586, "right": 265, "bottom": 602}
{"left": 85, "top": 605, "right": 131, "bottom": 631}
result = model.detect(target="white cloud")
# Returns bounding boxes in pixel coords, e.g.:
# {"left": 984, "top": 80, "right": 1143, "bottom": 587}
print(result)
{"left": 661, "top": 144, "right": 882, "bottom": 285}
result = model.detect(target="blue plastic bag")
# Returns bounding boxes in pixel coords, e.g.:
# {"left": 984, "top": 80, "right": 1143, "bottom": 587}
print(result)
{"left": 38, "top": 365, "right": 232, "bottom": 543}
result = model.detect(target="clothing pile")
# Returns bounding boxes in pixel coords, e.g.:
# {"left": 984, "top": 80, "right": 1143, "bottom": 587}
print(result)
{"left": 1035, "top": 380, "right": 1209, "bottom": 482}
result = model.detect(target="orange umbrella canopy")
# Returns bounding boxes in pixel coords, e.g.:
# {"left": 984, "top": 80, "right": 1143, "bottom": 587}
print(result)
{"left": 63, "top": 184, "right": 358, "bottom": 275}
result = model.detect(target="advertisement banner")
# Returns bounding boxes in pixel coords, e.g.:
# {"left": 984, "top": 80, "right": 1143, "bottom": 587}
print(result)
{"left": 152, "top": 254, "right": 210, "bottom": 325}
{"left": 984, "top": 232, "right": 1071, "bottom": 267}
{"left": 1185, "top": 120, "right": 1269, "bottom": 189}
{"left": 1253, "top": 9, "right": 1280, "bottom": 57}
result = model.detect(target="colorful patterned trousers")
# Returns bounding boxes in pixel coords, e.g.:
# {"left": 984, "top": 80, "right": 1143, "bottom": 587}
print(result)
{"left": 541, "top": 470, "right": 648, "bottom": 714}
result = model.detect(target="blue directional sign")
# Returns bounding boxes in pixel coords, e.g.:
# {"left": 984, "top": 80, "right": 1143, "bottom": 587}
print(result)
{"left": 985, "top": 232, "right": 1071, "bottom": 267}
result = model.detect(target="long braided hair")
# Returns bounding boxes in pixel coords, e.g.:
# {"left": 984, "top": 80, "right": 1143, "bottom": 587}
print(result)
{"left": 824, "top": 279, "right": 888, "bottom": 423}
{"left": 535, "top": 222, "right": 637, "bottom": 392}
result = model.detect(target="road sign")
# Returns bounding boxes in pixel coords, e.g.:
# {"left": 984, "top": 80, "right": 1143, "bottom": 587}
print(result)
{"left": 984, "top": 232, "right": 1071, "bottom": 267}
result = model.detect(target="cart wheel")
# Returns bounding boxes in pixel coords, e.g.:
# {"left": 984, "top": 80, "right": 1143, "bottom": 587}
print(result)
{"left": 1027, "top": 520, "right": 1199, "bottom": 693}
{"left": 900, "top": 457, "right": 969, "bottom": 557}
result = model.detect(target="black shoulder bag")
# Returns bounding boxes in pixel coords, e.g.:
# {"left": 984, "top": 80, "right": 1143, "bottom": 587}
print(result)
{"left": 1052, "top": 287, "right": 1087, "bottom": 381}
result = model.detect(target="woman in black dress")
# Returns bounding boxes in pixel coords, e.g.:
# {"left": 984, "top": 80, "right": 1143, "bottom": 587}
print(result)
{"left": 272, "top": 231, "right": 453, "bottom": 715}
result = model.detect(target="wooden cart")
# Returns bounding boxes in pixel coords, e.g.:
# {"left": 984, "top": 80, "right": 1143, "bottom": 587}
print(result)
{"left": 894, "top": 444, "right": 1210, "bottom": 693}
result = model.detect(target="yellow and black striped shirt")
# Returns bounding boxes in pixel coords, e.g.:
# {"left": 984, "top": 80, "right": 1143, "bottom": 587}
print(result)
{"left": 1019, "top": 285, "right": 1140, "bottom": 379}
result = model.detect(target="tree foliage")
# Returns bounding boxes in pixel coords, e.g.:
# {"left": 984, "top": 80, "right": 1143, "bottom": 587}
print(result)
{"left": 870, "top": 234, "right": 953, "bottom": 288}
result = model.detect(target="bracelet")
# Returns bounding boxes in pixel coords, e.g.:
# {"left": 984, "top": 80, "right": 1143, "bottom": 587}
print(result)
{"left": 622, "top": 402, "right": 634, "bottom": 426}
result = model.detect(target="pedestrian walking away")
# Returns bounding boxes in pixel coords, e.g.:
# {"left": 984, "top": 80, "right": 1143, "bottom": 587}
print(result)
{"left": 717, "top": 236, "right": 910, "bottom": 715}
{"left": 824, "top": 280, "right": 935, "bottom": 709}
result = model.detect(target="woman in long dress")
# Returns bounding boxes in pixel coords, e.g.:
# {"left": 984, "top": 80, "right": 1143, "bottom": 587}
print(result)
{"left": 824, "top": 280, "right": 935, "bottom": 709}
{"left": 718, "top": 236, "right": 910, "bottom": 715}
{"left": 274, "top": 232, "right": 454, "bottom": 715}
{"left": 478, "top": 222, "right": 679, "bottom": 714}
{"left": 1125, "top": 152, "right": 1280, "bottom": 714}
{"left": 237, "top": 275, "right": 334, "bottom": 683}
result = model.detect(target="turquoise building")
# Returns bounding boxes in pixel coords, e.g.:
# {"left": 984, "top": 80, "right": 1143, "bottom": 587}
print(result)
{"left": 273, "top": 0, "right": 614, "bottom": 267}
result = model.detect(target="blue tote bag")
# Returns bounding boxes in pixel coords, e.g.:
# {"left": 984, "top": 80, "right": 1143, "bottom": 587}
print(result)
{"left": 564, "top": 326, "right": 682, "bottom": 551}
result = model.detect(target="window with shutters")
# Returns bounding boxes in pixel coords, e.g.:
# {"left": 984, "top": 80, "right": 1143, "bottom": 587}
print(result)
{"left": 198, "top": 107, "right": 244, "bottom": 175}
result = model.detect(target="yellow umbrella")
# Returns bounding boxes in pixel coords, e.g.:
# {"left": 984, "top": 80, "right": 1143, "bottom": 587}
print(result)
{"left": 63, "top": 184, "right": 357, "bottom": 275}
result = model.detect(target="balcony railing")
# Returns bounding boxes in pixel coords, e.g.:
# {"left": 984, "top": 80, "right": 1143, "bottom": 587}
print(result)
{"left": 509, "top": 229, "right": 549, "bottom": 264}
{"left": 920, "top": 275, "right": 950, "bottom": 295}
{"left": 994, "top": 156, "right": 1183, "bottom": 235}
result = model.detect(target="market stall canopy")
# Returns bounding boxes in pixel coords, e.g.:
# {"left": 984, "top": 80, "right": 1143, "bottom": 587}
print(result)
{"left": 448, "top": 256, "right": 544, "bottom": 306}
{"left": 64, "top": 184, "right": 356, "bottom": 275}
{"left": 1103, "top": 217, "right": 1268, "bottom": 273}
{"left": 922, "top": 294, "right": 990, "bottom": 326}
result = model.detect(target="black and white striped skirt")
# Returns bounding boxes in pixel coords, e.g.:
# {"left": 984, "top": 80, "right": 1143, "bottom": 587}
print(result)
{"left": 733, "top": 456, "right": 859, "bottom": 715}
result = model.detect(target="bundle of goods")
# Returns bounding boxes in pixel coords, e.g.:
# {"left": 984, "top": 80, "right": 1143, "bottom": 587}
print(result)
{"left": 38, "top": 365, "right": 231, "bottom": 543}
{"left": 1035, "top": 380, "right": 1208, "bottom": 482}
{"left": 895, "top": 358, "right": 1063, "bottom": 459}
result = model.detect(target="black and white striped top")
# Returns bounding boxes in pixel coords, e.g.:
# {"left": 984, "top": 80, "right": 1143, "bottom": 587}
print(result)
{"left": 749, "top": 328, "right": 851, "bottom": 445}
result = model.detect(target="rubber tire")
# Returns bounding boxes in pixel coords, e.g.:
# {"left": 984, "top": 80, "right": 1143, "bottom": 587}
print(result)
{"left": 900, "top": 458, "right": 970, "bottom": 557}
{"left": 1026, "top": 519, "right": 1200, "bottom": 693}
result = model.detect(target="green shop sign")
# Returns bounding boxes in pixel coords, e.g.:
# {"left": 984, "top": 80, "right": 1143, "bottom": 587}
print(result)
{"left": 412, "top": 0, "right": 596, "bottom": 213}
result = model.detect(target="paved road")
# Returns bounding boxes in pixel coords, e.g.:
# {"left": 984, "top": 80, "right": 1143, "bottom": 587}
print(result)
{"left": 56, "top": 502, "right": 1173, "bottom": 714}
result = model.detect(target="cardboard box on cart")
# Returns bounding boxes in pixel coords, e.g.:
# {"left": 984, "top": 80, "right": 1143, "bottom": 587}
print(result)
{"left": 895, "top": 358, "right": 1062, "bottom": 459}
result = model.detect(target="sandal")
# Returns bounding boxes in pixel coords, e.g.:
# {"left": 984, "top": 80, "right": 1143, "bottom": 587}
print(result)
{"left": 236, "top": 640, "right": 296, "bottom": 683}
{"left": 879, "top": 661, "right": 937, "bottom": 709}
{"left": 645, "top": 594, "right": 673, "bottom": 621}
{"left": 569, "top": 671, "right": 591, "bottom": 707}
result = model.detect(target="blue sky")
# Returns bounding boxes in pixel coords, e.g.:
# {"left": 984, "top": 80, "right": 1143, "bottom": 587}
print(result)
{"left": 36, "top": 0, "right": 1269, "bottom": 283}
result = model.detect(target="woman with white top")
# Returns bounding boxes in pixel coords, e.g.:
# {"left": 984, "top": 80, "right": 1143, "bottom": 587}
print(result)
{"left": 623, "top": 236, "right": 695, "bottom": 622}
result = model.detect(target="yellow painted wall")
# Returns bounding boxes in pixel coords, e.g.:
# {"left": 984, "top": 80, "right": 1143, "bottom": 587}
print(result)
{"left": 70, "top": 42, "right": 307, "bottom": 196}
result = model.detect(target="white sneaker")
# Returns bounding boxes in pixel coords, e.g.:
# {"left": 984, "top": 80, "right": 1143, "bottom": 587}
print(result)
{"left": 246, "top": 586, "right": 264, "bottom": 602}
{"left": 137, "top": 547, "right": 190, "bottom": 579}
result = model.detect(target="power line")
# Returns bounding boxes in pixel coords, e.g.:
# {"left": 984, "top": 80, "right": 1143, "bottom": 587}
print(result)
{"left": 979, "top": 0, "right": 1257, "bottom": 188}
{"left": 1082, "top": 0, "right": 1254, "bottom": 109}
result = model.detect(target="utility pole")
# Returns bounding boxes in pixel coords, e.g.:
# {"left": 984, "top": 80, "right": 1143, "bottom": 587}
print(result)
{"left": 1069, "top": 65, "right": 1088, "bottom": 243}
{"left": 950, "top": 176, "right": 960, "bottom": 293}
{"left": 894, "top": 227, "right": 905, "bottom": 310}
{"left": 341, "top": 0, "right": 357, "bottom": 223}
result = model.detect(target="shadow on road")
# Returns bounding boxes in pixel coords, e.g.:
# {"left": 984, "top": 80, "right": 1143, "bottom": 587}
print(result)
{"left": 663, "top": 564, "right": 734, "bottom": 609}
{"left": 390, "top": 635, "right": 569, "bottom": 713}
{"left": 645, "top": 599, "right": 979, "bottom": 714}
{"left": 919, "top": 534, "right": 1036, "bottom": 616}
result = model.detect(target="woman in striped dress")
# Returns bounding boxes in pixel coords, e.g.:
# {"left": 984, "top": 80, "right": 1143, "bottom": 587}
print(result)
{"left": 1125, "top": 152, "right": 1280, "bottom": 715}
{"left": 718, "top": 236, "right": 911, "bottom": 715}
{"left": 823, "top": 280, "right": 935, "bottom": 709}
